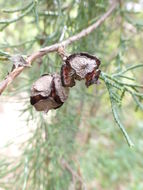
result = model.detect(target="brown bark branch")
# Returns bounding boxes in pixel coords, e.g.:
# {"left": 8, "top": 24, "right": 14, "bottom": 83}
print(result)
{"left": 0, "top": 1, "right": 118, "bottom": 95}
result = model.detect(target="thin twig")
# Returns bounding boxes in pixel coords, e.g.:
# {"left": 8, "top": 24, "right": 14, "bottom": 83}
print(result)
{"left": 0, "top": 2, "right": 35, "bottom": 30}
{"left": 2, "top": 2, "right": 33, "bottom": 13}
{"left": 0, "top": 1, "right": 118, "bottom": 95}
{"left": 100, "top": 72, "right": 143, "bottom": 98}
{"left": 113, "top": 63, "right": 143, "bottom": 76}
{"left": 0, "top": 39, "right": 36, "bottom": 49}
{"left": 61, "top": 158, "right": 87, "bottom": 190}
{"left": 39, "top": 11, "right": 58, "bottom": 16}
{"left": 103, "top": 72, "right": 143, "bottom": 89}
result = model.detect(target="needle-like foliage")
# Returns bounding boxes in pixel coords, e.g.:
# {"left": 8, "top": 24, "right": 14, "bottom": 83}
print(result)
{"left": 0, "top": 0, "right": 143, "bottom": 189}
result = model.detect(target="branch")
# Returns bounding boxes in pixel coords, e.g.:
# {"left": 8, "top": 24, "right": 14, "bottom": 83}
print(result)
{"left": 61, "top": 158, "right": 87, "bottom": 190}
{"left": 105, "top": 82, "right": 134, "bottom": 147}
{"left": 0, "top": 1, "right": 118, "bottom": 95}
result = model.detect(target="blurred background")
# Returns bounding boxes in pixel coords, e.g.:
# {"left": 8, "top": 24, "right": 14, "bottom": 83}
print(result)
{"left": 0, "top": 0, "right": 143, "bottom": 189}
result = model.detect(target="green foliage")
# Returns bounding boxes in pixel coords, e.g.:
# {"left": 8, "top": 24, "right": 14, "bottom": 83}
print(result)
{"left": 0, "top": 0, "right": 143, "bottom": 189}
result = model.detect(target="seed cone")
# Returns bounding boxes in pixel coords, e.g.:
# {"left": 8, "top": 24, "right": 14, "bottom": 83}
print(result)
{"left": 30, "top": 74, "right": 69, "bottom": 112}
{"left": 61, "top": 52, "right": 101, "bottom": 87}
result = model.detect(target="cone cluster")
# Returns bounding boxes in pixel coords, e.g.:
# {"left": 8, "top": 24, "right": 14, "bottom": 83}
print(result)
{"left": 30, "top": 52, "right": 101, "bottom": 112}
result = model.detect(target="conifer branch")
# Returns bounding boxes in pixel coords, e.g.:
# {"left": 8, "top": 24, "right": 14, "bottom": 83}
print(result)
{"left": 0, "top": 1, "right": 118, "bottom": 95}
{"left": 105, "top": 82, "right": 134, "bottom": 147}
{"left": 100, "top": 70, "right": 143, "bottom": 147}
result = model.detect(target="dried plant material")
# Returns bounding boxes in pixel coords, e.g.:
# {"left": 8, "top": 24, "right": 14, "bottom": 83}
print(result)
{"left": 54, "top": 73, "right": 69, "bottom": 102}
{"left": 85, "top": 69, "right": 101, "bottom": 87}
{"left": 61, "top": 64, "right": 76, "bottom": 87}
{"left": 10, "top": 54, "right": 29, "bottom": 71}
{"left": 31, "top": 75, "right": 53, "bottom": 97}
{"left": 61, "top": 53, "right": 101, "bottom": 87}
{"left": 30, "top": 74, "right": 69, "bottom": 112}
